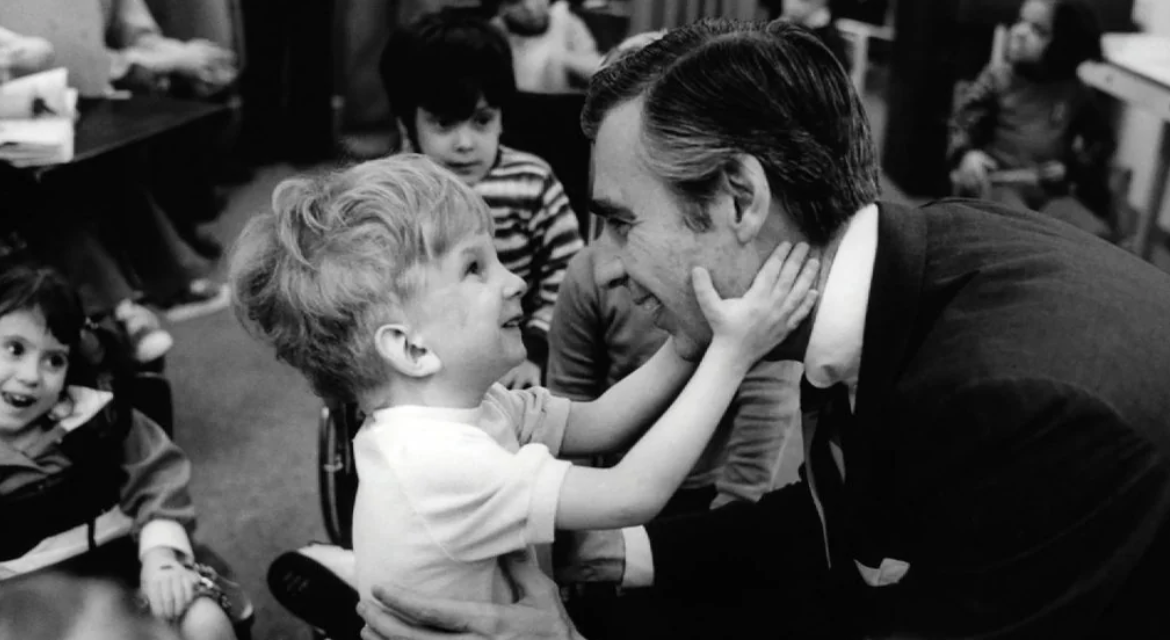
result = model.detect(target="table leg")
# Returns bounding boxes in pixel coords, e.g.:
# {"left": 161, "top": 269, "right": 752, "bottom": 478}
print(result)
{"left": 1138, "top": 121, "right": 1170, "bottom": 261}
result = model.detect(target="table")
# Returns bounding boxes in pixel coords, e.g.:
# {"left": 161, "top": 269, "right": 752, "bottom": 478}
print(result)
{"left": 35, "top": 95, "right": 228, "bottom": 177}
{"left": 1079, "top": 33, "right": 1170, "bottom": 260}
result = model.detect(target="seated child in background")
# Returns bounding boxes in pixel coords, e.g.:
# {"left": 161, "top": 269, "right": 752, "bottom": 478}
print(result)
{"left": 549, "top": 245, "right": 805, "bottom": 516}
{"left": 949, "top": 0, "right": 1114, "bottom": 237}
{"left": 0, "top": 261, "right": 240, "bottom": 640}
{"left": 380, "top": 10, "right": 584, "bottom": 388}
{"left": 102, "top": 0, "right": 236, "bottom": 98}
{"left": 0, "top": 25, "right": 54, "bottom": 82}
{"left": 229, "top": 154, "right": 818, "bottom": 604}
{"left": 491, "top": 0, "right": 603, "bottom": 93}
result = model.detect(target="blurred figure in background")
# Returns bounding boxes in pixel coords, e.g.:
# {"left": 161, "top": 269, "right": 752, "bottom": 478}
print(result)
{"left": 491, "top": 0, "right": 602, "bottom": 93}
{"left": 949, "top": 0, "right": 1114, "bottom": 237}
{"left": 0, "top": 25, "right": 54, "bottom": 82}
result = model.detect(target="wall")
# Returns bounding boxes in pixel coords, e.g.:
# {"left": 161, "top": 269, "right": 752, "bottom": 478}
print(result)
{"left": 1116, "top": 0, "right": 1170, "bottom": 228}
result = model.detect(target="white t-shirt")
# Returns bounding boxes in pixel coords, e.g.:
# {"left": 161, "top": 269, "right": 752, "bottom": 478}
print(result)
{"left": 352, "top": 384, "right": 573, "bottom": 603}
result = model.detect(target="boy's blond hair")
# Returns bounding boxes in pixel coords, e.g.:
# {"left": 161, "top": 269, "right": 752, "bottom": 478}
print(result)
{"left": 229, "top": 154, "right": 494, "bottom": 402}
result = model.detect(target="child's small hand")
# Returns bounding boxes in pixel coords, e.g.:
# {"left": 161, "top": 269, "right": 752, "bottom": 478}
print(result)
{"left": 140, "top": 547, "right": 199, "bottom": 622}
{"left": 499, "top": 359, "right": 542, "bottom": 389}
{"left": 692, "top": 241, "right": 819, "bottom": 364}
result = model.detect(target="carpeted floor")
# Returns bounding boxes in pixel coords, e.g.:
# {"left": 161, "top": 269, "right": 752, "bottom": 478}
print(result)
{"left": 167, "top": 163, "right": 326, "bottom": 640}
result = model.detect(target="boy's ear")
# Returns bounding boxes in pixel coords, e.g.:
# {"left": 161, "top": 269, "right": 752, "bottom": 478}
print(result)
{"left": 375, "top": 324, "right": 442, "bottom": 378}
{"left": 725, "top": 154, "right": 772, "bottom": 245}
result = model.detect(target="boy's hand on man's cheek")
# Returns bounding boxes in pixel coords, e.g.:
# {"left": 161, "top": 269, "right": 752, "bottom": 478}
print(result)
{"left": 500, "top": 360, "right": 542, "bottom": 389}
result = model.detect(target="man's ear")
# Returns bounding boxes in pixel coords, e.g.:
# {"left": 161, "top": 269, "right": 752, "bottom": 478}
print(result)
{"left": 725, "top": 155, "right": 772, "bottom": 245}
{"left": 374, "top": 324, "right": 442, "bottom": 378}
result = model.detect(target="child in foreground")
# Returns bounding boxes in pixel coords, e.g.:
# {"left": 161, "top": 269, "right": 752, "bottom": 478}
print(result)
{"left": 230, "top": 154, "right": 818, "bottom": 605}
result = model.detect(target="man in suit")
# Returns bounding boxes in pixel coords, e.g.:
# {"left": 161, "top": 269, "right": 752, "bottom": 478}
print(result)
{"left": 357, "top": 18, "right": 1170, "bottom": 639}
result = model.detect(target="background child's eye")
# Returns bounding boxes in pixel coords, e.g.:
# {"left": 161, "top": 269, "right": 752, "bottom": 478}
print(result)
{"left": 465, "top": 260, "right": 482, "bottom": 276}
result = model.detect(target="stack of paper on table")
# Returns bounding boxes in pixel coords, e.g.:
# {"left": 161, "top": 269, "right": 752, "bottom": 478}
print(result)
{"left": 0, "top": 68, "right": 78, "bottom": 167}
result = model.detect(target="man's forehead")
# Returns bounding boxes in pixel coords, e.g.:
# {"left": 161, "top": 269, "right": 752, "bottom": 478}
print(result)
{"left": 590, "top": 99, "right": 647, "bottom": 204}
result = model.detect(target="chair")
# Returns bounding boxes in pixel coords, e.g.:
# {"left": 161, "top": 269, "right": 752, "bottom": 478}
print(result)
{"left": 318, "top": 400, "right": 363, "bottom": 548}
{"left": 502, "top": 90, "right": 596, "bottom": 241}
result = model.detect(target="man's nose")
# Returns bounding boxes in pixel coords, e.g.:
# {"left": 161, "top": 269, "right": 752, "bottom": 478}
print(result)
{"left": 591, "top": 248, "right": 627, "bottom": 291}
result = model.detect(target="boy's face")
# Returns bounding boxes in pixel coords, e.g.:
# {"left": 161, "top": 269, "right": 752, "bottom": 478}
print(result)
{"left": 413, "top": 98, "right": 502, "bottom": 187}
{"left": 408, "top": 232, "right": 528, "bottom": 387}
{"left": 0, "top": 308, "right": 69, "bottom": 437}
{"left": 1008, "top": 0, "right": 1053, "bottom": 65}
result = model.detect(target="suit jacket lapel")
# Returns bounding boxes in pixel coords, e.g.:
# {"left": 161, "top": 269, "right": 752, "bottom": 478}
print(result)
{"left": 854, "top": 201, "right": 927, "bottom": 429}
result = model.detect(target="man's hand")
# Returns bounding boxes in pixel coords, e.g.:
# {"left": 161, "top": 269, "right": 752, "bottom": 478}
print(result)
{"left": 140, "top": 547, "right": 199, "bottom": 622}
{"left": 359, "top": 552, "right": 584, "bottom": 640}
{"left": 952, "top": 149, "right": 998, "bottom": 196}
{"left": 499, "top": 359, "right": 542, "bottom": 389}
{"left": 553, "top": 529, "right": 625, "bottom": 585}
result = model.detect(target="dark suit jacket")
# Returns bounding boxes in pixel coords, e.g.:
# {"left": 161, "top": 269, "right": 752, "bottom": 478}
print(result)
{"left": 644, "top": 199, "right": 1170, "bottom": 639}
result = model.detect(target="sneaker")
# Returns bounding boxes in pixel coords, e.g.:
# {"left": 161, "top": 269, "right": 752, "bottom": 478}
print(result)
{"left": 267, "top": 550, "right": 363, "bottom": 640}
{"left": 160, "top": 279, "right": 231, "bottom": 323}
{"left": 114, "top": 300, "right": 174, "bottom": 363}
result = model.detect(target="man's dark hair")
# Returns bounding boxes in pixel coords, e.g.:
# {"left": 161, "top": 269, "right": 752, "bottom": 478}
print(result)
{"left": 380, "top": 9, "right": 516, "bottom": 145}
{"left": 582, "top": 18, "right": 879, "bottom": 244}
{"left": 1043, "top": 0, "right": 1103, "bottom": 79}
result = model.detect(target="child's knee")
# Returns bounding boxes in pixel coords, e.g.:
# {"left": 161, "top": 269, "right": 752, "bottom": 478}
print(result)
{"left": 179, "top": 597, "right": 236, "bottom": 640}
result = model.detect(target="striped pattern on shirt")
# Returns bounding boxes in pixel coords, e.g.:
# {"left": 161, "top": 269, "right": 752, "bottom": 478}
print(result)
{"left": 475, "top": 146, "right": 584, "bottom": 343}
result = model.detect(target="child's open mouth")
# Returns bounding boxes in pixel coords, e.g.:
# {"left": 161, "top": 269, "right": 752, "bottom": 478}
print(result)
{"left": 1, "top": 391, "right": 37, "bottom": 409}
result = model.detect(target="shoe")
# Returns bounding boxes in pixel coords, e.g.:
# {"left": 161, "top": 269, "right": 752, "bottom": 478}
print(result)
{"left": 159, "top": 279, "right": 232, "bottom": 323}
{"left": 114, "top": 300, "right": 174, "bottom": 363}
{"left": 267, "top": 550, "right": 364, "bottom": 640}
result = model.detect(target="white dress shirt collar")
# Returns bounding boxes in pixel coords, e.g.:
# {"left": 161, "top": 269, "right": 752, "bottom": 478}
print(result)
{"left": 803, "top": 203, "right": 879, "bottom": 393}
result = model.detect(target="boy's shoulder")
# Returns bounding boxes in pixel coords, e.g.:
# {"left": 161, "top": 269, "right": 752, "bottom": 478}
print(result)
{"left": 485, "top": 146, "right": 556, "bottom": 181}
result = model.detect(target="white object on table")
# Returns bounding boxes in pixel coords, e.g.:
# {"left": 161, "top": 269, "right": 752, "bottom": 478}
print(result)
{"left": 1079, "top": 33, "right": 1170, "bottom": 259}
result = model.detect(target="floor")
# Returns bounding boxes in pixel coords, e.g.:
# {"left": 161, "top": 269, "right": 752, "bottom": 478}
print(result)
{"left": 167, "top": 77, "right": 1170, "bottom": 640}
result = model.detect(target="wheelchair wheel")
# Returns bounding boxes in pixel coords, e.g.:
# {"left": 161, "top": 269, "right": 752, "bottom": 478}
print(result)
{"left": 318, "top": 402, "right": 360, "bottom": 547}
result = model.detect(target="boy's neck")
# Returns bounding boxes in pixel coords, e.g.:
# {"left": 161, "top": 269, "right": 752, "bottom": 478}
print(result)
{"left": 360, "top": 377, "right": 493, "bottom": 415}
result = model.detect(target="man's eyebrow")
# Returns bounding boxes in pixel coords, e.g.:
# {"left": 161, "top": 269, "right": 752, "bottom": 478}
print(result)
{"left": 589, "top": 198, "right": 634, "bottom": 220}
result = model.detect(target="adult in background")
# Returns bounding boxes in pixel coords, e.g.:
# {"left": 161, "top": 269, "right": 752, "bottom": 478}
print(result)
{"left": 360, "top": 17, "right": 1170, "bottom": 640}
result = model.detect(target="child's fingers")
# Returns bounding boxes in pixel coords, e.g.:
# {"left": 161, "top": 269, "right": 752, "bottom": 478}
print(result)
{"left": 771, "top": 243, "right": 812, "bottom": 297}
{"left": 691, "top": 266, "right": 721, "bottom": 321}
{"left": 748, "top": 241, "right": 794, "bottom": 294}
{"left": 786, "top": 290, "right": 819, "bottom": 331}
{"left": 776, "top": 257, "right": 820, "bottom": 317}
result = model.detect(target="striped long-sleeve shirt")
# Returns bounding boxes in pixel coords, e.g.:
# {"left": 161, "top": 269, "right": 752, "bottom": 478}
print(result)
{"left": 475, "top": 146, "right": 584, "bottom": 365}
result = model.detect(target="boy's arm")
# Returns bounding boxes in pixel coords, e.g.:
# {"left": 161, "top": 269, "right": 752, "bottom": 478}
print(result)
{"left": 556, "top": 245, "right": 818, "bottom": 530}
{"left": 118, "top": 410, "right": 196, "bottom": 561}
{"left": 522, "top": 173, "right": 585, "bottom": 355}
{"left": 710, "top": 359, "right": 803, "bottom": 508}
{"left": 556, "top": 344, "right": 753, "bottom": 530}
{"left": 560, "top": 339, "right": 695, "bottom": 457}
{"left": 948, "top": 64, "right": 1002, "bottom": 168}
